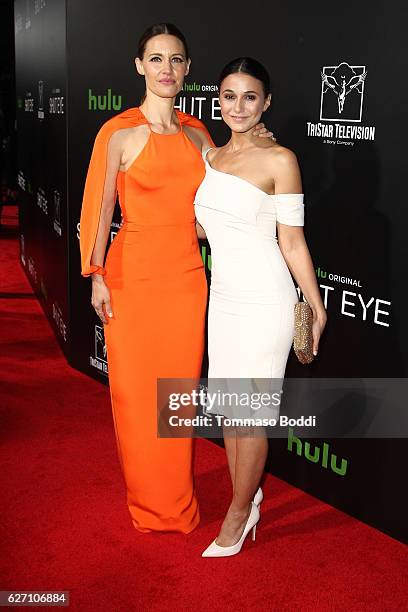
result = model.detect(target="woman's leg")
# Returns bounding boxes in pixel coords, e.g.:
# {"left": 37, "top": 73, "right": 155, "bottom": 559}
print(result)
{"left": 216, "top": 427, "right": 267, "bottom": 547}
{"left": 222, "top": 423, "right": 237, "bottom": 486}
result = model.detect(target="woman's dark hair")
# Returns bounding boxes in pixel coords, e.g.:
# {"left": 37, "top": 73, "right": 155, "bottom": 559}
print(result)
{"left": 137, "top": 23, "right": 190, "bottom": 104}
{"left": 138, "top": 23, "right": 190, "bottom": 60}
{"left": 218, "top": 57, "right": 271, "bottom": 97}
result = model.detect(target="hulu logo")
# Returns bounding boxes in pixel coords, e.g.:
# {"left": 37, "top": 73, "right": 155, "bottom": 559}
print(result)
{"left": 88, "top": 88, "right": 122, "bottom": 111}
{"left": 287, "top": 428, "right": 348, "bottom": 476}
{"left": 183, "top": 82, "right": 201, "bottom": 92}
{"left": 315, "top": 266, "right": 327, "bottom": 279}
{"left": 201, "top": 244, "right": 212, "bottom": 271}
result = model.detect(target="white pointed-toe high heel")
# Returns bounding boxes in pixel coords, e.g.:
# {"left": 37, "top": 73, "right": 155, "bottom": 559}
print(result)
{"left": 253, "top": 487, "right": 263, "bottom": 507}
{"left": 201, "top": 502, "right": 260, "bottom": 558}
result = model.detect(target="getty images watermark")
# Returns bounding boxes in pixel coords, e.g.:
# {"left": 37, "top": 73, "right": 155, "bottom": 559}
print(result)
{"left": 157, "top": 378, "right": 408, "bottom": 439}
{"left": 157, "top": 378, "right": 320, "bottom": 438}
{"left": 167, "top": 385, "right": 316, "bottom": 428}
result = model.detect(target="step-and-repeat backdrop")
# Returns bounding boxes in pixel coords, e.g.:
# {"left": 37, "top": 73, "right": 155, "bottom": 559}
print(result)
{"left": 14, "top": 0, "right": 67, "bottom": 351}
{"left": 14, "top": 0, "right": 407, "bottom": 543}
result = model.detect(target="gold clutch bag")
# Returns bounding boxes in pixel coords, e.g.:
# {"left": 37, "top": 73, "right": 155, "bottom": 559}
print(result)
{"left": 294, "top": 299, "right": 314, "bottom": 364}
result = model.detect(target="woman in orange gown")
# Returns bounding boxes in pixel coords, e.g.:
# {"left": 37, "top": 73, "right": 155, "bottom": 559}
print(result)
{"left": 79, "top": 23, "right": 269, "bottom": 533}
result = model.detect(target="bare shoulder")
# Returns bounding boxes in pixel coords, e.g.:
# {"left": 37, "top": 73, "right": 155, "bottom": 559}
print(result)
{"left": 262, "top": 144, "right": 300, "bottom": 182}
{"left": 109, "top": 124, "right": 148, "bottom": 149}
{"left": 251, "top": 139, "right": 299, "bottom": 168}
{"left": 265, "top": 145, "right": 302, "bottom": 191}
{"left": 111, "top": 124, "right": 148, "bottom": 141}
{"left": 265, "top": 144, "right": 299, "bottom": 166}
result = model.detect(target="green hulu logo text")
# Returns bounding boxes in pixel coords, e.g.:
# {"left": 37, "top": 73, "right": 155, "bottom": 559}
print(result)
{"left": 287, "top": 428, "right": 348, "bottom": 476}
{"left": 88, "top": 88, "right": 122, "bottom": 111}
{"left": 315, "top": 266, "right": 327, "bottom": 279}
{"left": 201, "top": 244, "right": 212, "bottom": 271}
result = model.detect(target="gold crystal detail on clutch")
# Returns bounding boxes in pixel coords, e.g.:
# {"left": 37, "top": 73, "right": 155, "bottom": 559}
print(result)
{"left": 293, "top": 301, "right": 314, "bottom": 364}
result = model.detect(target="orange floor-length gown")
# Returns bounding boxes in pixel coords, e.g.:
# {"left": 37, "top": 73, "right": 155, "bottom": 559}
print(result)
{"left": 79, "top": 107, "right": 214, "bottom": 533}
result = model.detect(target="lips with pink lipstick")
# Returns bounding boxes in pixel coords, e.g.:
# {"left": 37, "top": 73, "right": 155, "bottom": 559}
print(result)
{"left": 159, "top": 79, "right": 176, "bottom": 85}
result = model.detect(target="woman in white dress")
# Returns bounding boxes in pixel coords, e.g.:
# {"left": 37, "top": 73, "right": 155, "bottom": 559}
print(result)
{"left": 194, "top": 57, "right": 327, "bottom": 557}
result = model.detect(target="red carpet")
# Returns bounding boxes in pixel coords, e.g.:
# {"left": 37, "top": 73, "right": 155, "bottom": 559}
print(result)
{"left": 1, "top": 204, "right": 407, "bottom": 611}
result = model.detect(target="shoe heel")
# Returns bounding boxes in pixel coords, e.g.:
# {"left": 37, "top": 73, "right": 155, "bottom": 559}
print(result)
{"left": 252, "top": 524, "right": 257, "bottom": 541}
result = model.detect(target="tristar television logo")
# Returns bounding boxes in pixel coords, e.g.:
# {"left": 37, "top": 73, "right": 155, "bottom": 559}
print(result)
{"left": 90, "top": 325, "right": 108, "bottom": 374}
{"left": 307, "top": 61, "right": 375, "bottom": 144}
{"left": 320, "top": 62, "right": 366, "bottom": 122}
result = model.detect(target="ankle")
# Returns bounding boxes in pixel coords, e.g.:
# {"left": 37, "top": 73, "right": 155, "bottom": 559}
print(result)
{"left": 228, "top": 501, "right": 251, "bottom": 517}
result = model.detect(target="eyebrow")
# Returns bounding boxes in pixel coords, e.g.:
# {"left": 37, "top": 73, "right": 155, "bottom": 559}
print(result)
{"left": 222, "top": 89, "right": 259, "bottom": 94}
{"left": 147, "top": 52, "right": 185, "bottom": 57}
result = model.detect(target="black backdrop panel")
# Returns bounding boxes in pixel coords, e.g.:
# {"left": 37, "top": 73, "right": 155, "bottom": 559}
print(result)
{"left": 15, "top": 0, "right": 68, "bottom": 352}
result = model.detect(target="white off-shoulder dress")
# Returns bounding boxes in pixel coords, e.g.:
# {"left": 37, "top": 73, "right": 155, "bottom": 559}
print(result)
{"left": 194, "top": 148, "right": 305, "bottom": 419}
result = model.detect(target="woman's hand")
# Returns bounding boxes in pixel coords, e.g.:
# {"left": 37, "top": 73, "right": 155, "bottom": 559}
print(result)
{"left": 311, "top": 307, "right": 327, "bottom": 356}
{"left": 252, "top": 122, "right": 276, "bottom": 141}
{"left": 91, "top": 276, "right": 113, "bottom": 324}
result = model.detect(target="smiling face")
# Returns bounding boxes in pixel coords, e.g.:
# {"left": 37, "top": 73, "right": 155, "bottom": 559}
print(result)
{"left": 219, "top": 73, "right": 271, "bottom": 133}
{"left": 135, "top": 34, "right": 190, "bottom": 100}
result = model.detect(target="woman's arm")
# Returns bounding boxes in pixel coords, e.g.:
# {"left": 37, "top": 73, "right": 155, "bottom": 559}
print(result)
{"left": 273, "top": 150, "right": 327, "bottom": 355}
{"left": 89, "top": 132, "right": 122, "bottom": 323}
{"left": 90, "top": 132, "right": 121, "bottom": 280}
